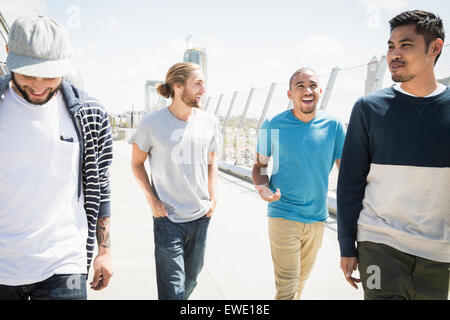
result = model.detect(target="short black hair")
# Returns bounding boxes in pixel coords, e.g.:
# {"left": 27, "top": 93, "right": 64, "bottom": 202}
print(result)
{"left": 289, "top": 67, "right": 318, "bottom": 90}
{"left": 389, "top": 10, "right": 445, "bottom": 63}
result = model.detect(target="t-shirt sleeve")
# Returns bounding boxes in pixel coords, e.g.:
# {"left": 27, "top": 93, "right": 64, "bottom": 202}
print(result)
{"left": 256, "top": 118, "right": 271, "bottom": 157}
{"left": 334, "top": 119, "right": 347, "bottom": 160}
{"left": 128, "top": 119, "right": 152, "bottom": 153}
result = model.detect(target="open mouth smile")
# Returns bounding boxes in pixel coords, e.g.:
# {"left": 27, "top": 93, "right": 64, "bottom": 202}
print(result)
{"left": 28, "top": 88, "right": 50, "bottom": 98}
{"left": 302, "top": 96, "right": 314, "bottom": 104}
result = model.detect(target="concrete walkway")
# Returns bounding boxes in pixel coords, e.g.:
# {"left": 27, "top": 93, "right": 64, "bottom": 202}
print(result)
{"left": 87, "top": 140, "right": 363, "bottom": 300}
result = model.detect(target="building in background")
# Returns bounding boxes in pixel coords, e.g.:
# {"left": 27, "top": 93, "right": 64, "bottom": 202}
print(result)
{"left": 183, "top": 47, "right": 207, "bottom": 106}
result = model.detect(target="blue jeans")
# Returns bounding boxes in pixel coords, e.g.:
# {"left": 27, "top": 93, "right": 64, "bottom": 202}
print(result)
{"left": 0, "top": 274, "right": 87, "bottom": 300}
{"left": 153, "top": 215, "right": 210, "bottom": 300}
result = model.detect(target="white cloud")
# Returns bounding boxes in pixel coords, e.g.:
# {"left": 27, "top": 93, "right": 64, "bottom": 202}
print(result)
{"left": 95, "top": 14, "right": 121, "bottom": 32}
{"left": 256, "top": 58, "right": 289, "bottom": 83}
{"left": 296, "top": 36, "right": 344, "bottom": 69}
{"left": 71, "top": 43, "right": 97, "bottom": 60}
{"left": 296, "top": 36, "right": 344, "bottom": 56}
{"left": 78, "top": 38, "right": 188, "bottom": 114}
{"left": 203, "top": 36, "right": 224, "bottom": 58}
{"left": 361, "top": 0, "right": 409, "bottom": 14}
{"left": 360, "top": 0, "right": 409, "bottom": 30}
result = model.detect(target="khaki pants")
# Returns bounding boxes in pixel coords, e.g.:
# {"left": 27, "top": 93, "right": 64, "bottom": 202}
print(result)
{"left": 268, "top": 217, "right": 325, "bottom": 300}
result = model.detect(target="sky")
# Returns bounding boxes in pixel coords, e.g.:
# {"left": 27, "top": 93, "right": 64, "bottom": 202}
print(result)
{"left": 1, "top": 0, "right": 449, "bottom": 120}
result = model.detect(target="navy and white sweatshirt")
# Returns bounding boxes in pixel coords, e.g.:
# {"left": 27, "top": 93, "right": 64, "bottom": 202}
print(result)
{"left": 337, "top": 85, "right": 450, "bottom": 263}
{"left": 0, "top": 75, "right": 113, "bottom": 271}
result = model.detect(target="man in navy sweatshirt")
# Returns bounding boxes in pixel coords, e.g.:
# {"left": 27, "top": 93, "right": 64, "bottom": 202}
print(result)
{"left": 337, "top": 10, "right": 449, "bottom": 300}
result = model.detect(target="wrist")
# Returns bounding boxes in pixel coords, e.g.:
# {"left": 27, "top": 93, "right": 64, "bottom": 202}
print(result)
{"left": 97, "top": 246, "right": 111, "bottom": 256}
{"left": 146, "top": 194, "right": 159, "bottom": 205}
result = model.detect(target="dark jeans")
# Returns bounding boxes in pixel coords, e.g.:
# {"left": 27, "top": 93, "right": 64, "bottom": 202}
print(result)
{"left": 0, "top": 274, "right": 87, "bottom": 300}
{"left": 153, "top": 215, "right": 210, "bottom": 300}
{"left": 358, "top": 241, "right": 450, "bottom": 300}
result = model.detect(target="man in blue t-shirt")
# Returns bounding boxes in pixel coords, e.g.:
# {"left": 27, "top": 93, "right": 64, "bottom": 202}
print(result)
{"left": 252, "top": 68, "right": 346, "bottom": 300}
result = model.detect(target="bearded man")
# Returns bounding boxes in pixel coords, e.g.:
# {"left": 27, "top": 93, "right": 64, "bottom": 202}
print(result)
{"left": 129, "top": 62, "right": 221, "bottom": 300}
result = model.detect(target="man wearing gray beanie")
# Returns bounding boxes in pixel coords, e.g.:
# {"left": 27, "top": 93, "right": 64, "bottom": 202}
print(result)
{"left": 0, "top": 15, "right": 113, "bottom": 299}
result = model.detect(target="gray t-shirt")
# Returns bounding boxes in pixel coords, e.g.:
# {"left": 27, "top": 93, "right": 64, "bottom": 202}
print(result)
{"left": 129, "top": 107, "right": 222, "bottom": 223}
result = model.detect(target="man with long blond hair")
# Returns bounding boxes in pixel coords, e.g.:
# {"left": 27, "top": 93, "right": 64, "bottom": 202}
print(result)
{"left": 129, "top": 62, "right": 221, "bottom": 300}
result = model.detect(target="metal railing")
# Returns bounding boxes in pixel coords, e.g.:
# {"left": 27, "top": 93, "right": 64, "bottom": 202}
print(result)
{"left": 212, "top": 57, "right": 384, "bottom": 168}
{"left": 213, "top": 46, "right": 449, "bottom": 170}
{"left": 0, "top": 11, "right": 9, "bottom": 44}
{"left": 0, "top": 11, "right": 9, "bottom": 77}
{"left": 210, "top": 46, "right": 449, "bottom": 214}
{"left": 143, "top": 45, "right": 449, "bottom": 187}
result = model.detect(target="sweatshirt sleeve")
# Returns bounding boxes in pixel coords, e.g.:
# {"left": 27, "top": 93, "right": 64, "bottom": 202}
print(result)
{"left": 97, "top": 110, "right": 113, "bottom": 218}
{"left": 337, "top": 99, "right": 371, "bottom": 257}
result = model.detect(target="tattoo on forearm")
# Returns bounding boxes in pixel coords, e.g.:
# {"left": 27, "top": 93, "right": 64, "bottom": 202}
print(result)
{"left": 96, "top": 217, "right": 111, "bottom": 248}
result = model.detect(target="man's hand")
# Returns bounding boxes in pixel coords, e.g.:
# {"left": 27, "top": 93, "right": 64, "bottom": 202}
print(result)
{"left": 150, "top": 199, "right": 168, "bottom": 218}
{"left": 340, "top": 257, "right": 361, "bottom": 289}
{"left": 131, "top": 144, "right": 168, "bottom": 218}
{"left": 255, "top": 184, "right": 281, "bottom": 202}
{"left": 90, "top": 251, "right": 113, "bottom": 290}
{"left": 205, "top": 199, "right": 217, "bottom": 218}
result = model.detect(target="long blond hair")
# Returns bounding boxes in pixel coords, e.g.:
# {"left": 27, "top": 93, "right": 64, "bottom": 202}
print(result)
{"left": 157, "top": 62, "right": 200, "bottom": 98}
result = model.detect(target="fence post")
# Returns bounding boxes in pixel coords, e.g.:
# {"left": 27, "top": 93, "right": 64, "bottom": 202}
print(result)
{"left": 257, "top": 83, "right": 277, "bottom": 130}
{"left": 0, "top": 11, "right": 9, "bottom": 44}
{"left": 204, "top": 96, "right": 211, "bottom": 112}
{"left": 222, "top": 91, "right": 238, "bottom": 132}
{"left": 214, "top": 94, "right": 224, "bottom": 116}
{"left": 371, "top": 55, "right": 387, "bottom": 93}
{"left": 319, "top": 67, "right": 339, "bottom": 111}
{"left": 365, "top": 56, "right": 378, "bottom": 94}
{"left": 238, "top": 87, "right": 255, "bottom": 129}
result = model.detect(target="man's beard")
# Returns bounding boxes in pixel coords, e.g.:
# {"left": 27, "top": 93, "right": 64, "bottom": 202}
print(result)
{"left": 389, "top": 60, "right": 415, "bottom": 83}
{"left": 391, "top": 73, "right": 415, "bottom": 83}
{"left": 181, "top": 90, "right": 200, "bottom": 108}
{"left": 300, "top": 103, "right": 316, "bottom": 114}
{"left": 11, "top": 73, "right": 61, "bottom": 105}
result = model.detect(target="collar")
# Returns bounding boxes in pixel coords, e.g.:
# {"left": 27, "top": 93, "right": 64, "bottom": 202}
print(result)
{"left": 393, "top": 83, "right": 447, "bottom": 98}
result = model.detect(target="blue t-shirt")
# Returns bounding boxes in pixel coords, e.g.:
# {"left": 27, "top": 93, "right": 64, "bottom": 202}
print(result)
{"left": 257, "top": 109, "right": 346, "bottom": 223}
